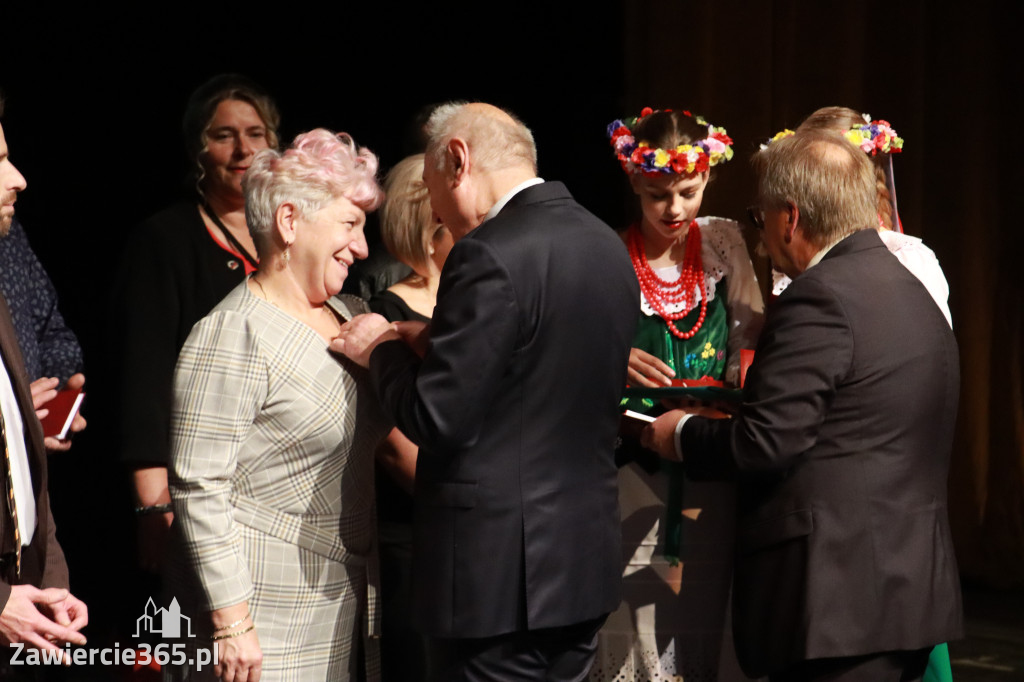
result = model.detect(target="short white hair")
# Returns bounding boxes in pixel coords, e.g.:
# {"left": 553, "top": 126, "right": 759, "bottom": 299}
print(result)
{"left": 424, "top": 102, "right": 537, "bottom": 176}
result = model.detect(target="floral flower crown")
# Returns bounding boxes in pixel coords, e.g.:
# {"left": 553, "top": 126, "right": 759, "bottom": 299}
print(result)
{"left": 843, "top": 114, "right": 904, "bottom": 156}
{"left": 759, "top": 129, "right": 795, "bottom": 150}
{"left": 607, "top": 107, "right": 734, "bottom": 177}
{"left": 760, "top": 114, "right": 904, "bottom": 156}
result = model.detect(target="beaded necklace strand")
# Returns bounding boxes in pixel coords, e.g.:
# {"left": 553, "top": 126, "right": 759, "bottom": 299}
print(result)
{"left": 627, "top": 221, "right": 707, "bottom": 340}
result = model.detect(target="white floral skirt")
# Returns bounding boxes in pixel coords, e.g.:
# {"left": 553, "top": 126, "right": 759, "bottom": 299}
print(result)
{"left": 591, "top": 464, "right": 754, "bottom": 681}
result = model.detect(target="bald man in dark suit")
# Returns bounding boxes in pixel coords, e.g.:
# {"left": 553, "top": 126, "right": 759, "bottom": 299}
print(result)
{"left": 335, "top": 102, "right": 638, "bottom": 681}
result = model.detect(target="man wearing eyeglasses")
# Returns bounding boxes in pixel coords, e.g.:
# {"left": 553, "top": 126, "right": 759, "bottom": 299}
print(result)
{"left": 643, "top": 130, "right": 961, "bottom": 682}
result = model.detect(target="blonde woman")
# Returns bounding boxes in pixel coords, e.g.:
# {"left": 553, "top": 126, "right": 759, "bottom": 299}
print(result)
{"left": 369, "top": 153, "right": 453, "bottom": 682}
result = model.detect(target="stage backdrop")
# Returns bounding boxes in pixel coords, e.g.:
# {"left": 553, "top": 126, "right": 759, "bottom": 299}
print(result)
{"left": 0, "top": 3, "right": 1020, "bottom": 636}
{"left": 618, "top": 0, "right": 1023, "bottom": 587}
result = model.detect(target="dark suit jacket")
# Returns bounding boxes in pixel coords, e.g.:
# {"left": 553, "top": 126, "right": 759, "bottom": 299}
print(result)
{"left": 680, "top": 229, "right": 962, "bottom": 677}
{"left": 0, "top": 292, "right": 69, "bottom": 612}
{"left": 371, "top": 181, "right": 639, "bottom": 638}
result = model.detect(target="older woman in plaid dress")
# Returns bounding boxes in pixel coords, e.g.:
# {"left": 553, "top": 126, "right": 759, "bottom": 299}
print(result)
{"left": 167, "top": 129, "right": 388, "bottom": 681}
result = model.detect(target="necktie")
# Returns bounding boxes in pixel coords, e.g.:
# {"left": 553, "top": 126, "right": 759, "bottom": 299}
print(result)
{"left": 0, "top": 407, "right": 20, "bottom": 578}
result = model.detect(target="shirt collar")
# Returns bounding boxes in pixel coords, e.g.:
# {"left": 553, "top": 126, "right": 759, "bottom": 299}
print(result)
{"left": 483, "top": 177, "right": 545, "bottom": 223}
{"left": 805, "top": 234, "right": 845, "bottom": 271}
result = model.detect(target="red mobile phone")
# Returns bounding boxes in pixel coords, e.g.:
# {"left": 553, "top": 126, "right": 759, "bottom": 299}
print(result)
{"left": 40, "top": 388, "right": 85, "bottom": 439}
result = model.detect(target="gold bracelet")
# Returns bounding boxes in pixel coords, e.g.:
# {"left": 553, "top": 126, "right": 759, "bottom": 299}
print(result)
{"left": 211, "top": 624, "right": 255, "bottom": 641}
{"left": 212, "top": 612, "right": 250, "bottom": 632}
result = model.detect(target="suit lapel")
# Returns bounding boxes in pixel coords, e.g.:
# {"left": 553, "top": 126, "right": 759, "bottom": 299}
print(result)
{"left": 0, "top": 294, "right": 46, "bottom": 499}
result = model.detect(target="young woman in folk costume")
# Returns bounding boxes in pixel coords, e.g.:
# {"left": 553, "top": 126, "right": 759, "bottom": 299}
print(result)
{"left": 591, "top": 107, "right": 764, "bottom": 682}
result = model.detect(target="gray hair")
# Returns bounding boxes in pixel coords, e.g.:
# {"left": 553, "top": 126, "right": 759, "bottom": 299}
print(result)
{"left": 753, "top": 130, "right": 877, "bottom": 249}
{"left": 424, "top": 102, "right": 537, "bottom": 176}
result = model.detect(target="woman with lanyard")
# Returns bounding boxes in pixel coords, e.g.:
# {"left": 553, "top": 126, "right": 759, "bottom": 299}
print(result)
{"left": 112, "top": 74, "right": 279, "bottom": 580}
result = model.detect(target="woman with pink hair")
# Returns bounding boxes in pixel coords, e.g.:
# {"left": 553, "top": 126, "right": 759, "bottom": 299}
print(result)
{"left": 167, "top": 129, "right": 390, "bottom": 681}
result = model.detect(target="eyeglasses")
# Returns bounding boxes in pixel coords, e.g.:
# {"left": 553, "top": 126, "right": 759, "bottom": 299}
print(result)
{"left": 746, "top": 206, "right": 765, "bottom": 231}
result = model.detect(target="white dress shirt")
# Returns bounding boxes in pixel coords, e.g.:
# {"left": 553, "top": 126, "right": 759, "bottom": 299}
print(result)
{"left": 0, "top": 352, "right": 35, "bottom": 546}
{"left": 483, "top": 177, "right": 545, "bottom": 223}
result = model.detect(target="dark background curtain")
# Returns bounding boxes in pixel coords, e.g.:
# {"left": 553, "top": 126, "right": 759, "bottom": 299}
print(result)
{"left": 0, "top": 0, "right": 1020, "bottom": 644}
{"left": 618, "top": 0, "right": 1024, "bottom": 587}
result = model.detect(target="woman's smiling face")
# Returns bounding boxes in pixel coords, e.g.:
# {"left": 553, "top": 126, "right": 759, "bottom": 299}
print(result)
{"left": 290, "top": 195, "right": 368, "bottom": 303}
{"left": 201, "top": 98, "right": 270, "bottom": 201}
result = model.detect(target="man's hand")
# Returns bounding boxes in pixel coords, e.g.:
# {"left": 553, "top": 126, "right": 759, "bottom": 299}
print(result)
{"left": 30, "top": 377, "right": 59, "bottom": 417}
{"left": 32, "top": 373, "right": 87, "bottom": 452}
{"left": 330, "top": 314, "right": 401, "bottom": 368}
{"left": 641, "top": 409, "right": 688, "bottom": 460}
{"left": 641, "top": 407, "right": 732, "bottom": 460}
{"left": 40, "top": 590, "right": 88, "bottom": 633}
{"left": 628, "top": 348, "right": 675, "bottom": 387}
{"left": 394, "top": 320, "right": 430, "bottom": 358}
{"left": 0, "top": 585, "right": 89, "bottom": 658}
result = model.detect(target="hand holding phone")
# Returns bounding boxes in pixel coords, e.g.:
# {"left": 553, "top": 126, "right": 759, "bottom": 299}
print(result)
{"left": 40, "top": 387, "right": 85, "bottom": 439}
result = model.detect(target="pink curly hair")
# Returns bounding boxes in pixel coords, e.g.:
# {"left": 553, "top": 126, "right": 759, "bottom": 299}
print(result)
{"left": 244, "top": 128, "right": 383, "bottom": 252}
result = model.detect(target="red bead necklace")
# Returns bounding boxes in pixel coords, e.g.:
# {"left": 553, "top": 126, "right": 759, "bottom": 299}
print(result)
{"left": 627, "top": 221, "right": 707, "bottom": 339}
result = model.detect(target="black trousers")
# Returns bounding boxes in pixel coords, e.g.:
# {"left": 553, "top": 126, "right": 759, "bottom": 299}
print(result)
{"left": 427, "top": 615, "right": 607, "bottom": 682}
{"left": 769, "top": 648, "right": 932, "bottom": 682}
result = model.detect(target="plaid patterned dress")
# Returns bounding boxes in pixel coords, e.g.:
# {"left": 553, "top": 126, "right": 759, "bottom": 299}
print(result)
{"left": 166, "top": 281, "right": 390, "bottom": 681}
